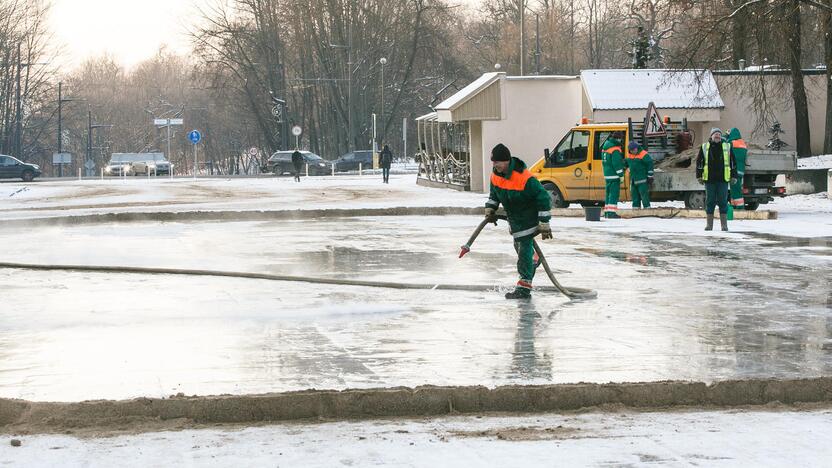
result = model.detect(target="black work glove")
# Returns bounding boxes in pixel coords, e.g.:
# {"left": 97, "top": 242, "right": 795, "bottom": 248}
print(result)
{"left": 538, "top": 222, "right": 553, "bottom": 240}
{"left": 485, "top": 207, "right": 498, "bottom": 224}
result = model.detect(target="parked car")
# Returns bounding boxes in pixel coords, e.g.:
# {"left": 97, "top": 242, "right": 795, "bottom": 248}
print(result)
{"left": 333, "top": 150, "right": 374, "bottom": 172}
{"left": 105, "top": 153, "right": 171, "bottom": 176}
{"left": 0, "top": 154, "right": 41, "bottom": 181}
{"left": 267, "top": 151, "right": 330, "bottom": 176}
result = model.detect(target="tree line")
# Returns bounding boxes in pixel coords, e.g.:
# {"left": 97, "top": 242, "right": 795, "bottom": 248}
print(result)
{"left": 0, "top": 0, "right": 829, "bottom": 176}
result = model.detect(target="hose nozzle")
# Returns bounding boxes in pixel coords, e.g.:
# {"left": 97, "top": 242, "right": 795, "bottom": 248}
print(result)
{"left": 459, "top": 244, "right": 471, "bottom": 258}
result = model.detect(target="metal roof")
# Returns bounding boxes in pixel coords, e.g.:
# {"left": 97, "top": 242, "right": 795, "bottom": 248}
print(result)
{"left": 581, "top": 69, "right": 724, "bottom": 110}
{"left": 435, "top": 72, "right": 502, "bottom": 111}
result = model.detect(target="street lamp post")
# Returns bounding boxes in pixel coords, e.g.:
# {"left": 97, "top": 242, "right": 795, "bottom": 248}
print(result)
{"left": 87, "top": 107, "right": 113, "bottom": 177}
{"left": 379, "top": 57, "right": 387, "bottom": 119}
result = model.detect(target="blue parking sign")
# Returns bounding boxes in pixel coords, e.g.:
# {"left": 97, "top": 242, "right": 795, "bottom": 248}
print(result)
{"left": 188, "top": 130, "right": 202, "bottom": 144}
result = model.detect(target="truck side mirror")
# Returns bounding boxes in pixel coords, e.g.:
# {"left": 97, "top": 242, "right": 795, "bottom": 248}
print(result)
{"left": 544, "top": 148, "right": 550, "bottom": 160}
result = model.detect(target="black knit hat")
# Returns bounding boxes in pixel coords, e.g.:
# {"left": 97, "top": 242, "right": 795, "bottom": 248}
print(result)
{"left": 491, "top": 143, "right": 511, "bottom": 162}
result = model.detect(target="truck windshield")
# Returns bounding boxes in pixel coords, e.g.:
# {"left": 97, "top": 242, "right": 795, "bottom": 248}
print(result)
{"left": 547, "top": 130, "right": 590, "bottom": 167}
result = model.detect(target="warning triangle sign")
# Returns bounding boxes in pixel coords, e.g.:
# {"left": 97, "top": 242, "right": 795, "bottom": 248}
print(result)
{"left": 644, "top": 102, "right": 666, "bottom": 137}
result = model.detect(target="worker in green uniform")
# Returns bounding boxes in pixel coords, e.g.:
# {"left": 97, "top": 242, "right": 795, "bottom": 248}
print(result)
{"left": 601, "top": 132, "right": 625, "bottom": 218}
{"left": 725, "top": 128, "right": 748, "bottom": 210}
{"left": 485, "top": 143, "right": 552, "bottom": 300}
{"left": 625, "top": 141, "right": 654, "bottom": 209}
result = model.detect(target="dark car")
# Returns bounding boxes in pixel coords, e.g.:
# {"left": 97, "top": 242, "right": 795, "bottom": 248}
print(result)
{"left": 267, "top": 151, "right": 330, "bottom": 176}
{"left": 0, "top": 154, "right": 41, "bottom": 182}
{"left": 333, "top": 150, "right": 374, "bottom": 172}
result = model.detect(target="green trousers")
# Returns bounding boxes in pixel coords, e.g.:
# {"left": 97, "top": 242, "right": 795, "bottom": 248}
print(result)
{"left": 730, "top": 175, "right": 744, "bottom": 209}
{"left": 513, "top": 235, "right": 537, "bottom": 284}
{"left": 631, "top": 182, "right": 650, "bottom": 208}
{"left": 604, "top": 178, "right": 620, "bottom": 209}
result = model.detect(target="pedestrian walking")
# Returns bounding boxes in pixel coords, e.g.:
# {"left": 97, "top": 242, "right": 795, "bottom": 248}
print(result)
{"left": 380, "top": 145, "right": 393, "bottom": 183}
{"left": 485, "top": 143, "right": 552, "bottom": 300}
{"left": 601, "top": 132, "right": 625, "bottom": 218}
{"left": 291, "top": 150, "right": 303, "bottom": 182}
{"left": 696, "top": 128, "right": 737, "bottom": 231}
{"left": 625, "top": 141, "right": 654, "bottom": 209}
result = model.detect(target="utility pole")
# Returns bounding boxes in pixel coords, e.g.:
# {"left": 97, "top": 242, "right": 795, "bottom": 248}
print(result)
{"left": 519, "top": 0, "right": 525, "bottom": 76}
{"left": 348, "top": 1, "right": 354, "bottom": 151}
{"left": 14, "top": 43, "right": 22, "bottom": 159}
{"left": 87, "top": 107, "right": 113, "bottom": 177}
{"left": 535, "top": 13, "right": 541, "bottom": 75}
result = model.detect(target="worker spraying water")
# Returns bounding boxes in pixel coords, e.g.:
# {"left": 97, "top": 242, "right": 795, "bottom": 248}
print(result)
{"left": 483, "top": 143, "right": 551, "bottom": 299}
{"left": 461, "top": 143, "right": 596, "bottom": 300}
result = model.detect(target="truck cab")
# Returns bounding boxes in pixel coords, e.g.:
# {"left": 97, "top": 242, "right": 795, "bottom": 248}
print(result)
{"left": 529, "top": 123, "right": 631, "bottom": 208}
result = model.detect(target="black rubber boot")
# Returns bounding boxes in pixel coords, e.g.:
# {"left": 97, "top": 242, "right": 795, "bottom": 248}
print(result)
{"left": 720, "top": 210, "right": 729, "bottom": 232}
{"left": 705, "top": 213, "right": 714, "bottom": 231}
{"left": 505, "top": 287, "right": 531, "bottom": 300}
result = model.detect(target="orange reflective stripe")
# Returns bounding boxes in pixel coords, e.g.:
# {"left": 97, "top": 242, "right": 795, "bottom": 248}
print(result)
{"left": 732, "top": 139, "right": 747, "bottom": 149}
{"left": 626, "top": 150, "right": 648, "bottom": 159}
{"left": 491, "top": 169, "right": 533, "bottom": 191}
{"left": 604, "top": 146, "right": 622, "bottom": 154}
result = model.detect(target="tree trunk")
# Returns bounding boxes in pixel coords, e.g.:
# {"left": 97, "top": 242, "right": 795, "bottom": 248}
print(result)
{"left": 728, "top": 0, "right": 747, "bottom": 68}
{"left": 786, "top": 0, "right": 811, "bottom": 157}
{"left": 824, "top": 0, "right": 832, "bottom": 154}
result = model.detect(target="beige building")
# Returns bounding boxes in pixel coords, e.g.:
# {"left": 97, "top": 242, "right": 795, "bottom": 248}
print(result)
{"left": 416, "top": 69, "right": 828, "bottom": 193}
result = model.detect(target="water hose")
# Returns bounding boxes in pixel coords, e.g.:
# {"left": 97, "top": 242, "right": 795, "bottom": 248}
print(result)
{"left": 459, "top": 218, "right": 597, "bottom": 300}
{"left": 0, "top": 261, "right": 563, "bottom": 293}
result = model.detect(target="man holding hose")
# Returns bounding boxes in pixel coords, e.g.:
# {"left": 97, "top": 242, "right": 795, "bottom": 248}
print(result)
{"left": 485, "top": 143, "right": 552, "bottom": 300}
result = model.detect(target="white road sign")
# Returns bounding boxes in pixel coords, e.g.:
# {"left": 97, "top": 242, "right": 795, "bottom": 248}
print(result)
{"left": 291, "top": 125, "right": 302, "bottom": 137}
{"left": 644, "top": 102, "right": 666, "bottom": 137}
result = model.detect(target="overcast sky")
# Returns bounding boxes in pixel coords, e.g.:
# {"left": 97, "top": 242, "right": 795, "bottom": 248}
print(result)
{"left": 49, "top": 0, "right": 209, "bottom": 70}
{"left": 48, "top": 0, "right": 481, "bottom": 72}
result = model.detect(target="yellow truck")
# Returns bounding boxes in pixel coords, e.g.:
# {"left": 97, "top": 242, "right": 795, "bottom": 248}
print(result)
{"left": 528, "top": 121, "right": 796, "bottom": 210}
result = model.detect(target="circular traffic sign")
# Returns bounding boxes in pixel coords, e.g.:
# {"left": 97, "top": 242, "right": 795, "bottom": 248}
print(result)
{"left": 188, "top": 130, "right": 202, "bottom": 144}
{"left": 248, "top": 147, "right": 258, "bottom": 156}
{"left": 291, "top": 125, "right": 302, "bottom": 137}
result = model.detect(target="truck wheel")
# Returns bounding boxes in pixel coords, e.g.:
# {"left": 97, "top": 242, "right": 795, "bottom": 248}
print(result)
{"left": 543, "top": 183, "right": 569, "bottom": 208}
{"left": 684, "top": 191, "right": 705, "bottom": 210}
{"left": 21, "top": 170, "right": 34, "bottom": 182}
{"left": 744, "top": 201, "right": 760, "bottom": 211}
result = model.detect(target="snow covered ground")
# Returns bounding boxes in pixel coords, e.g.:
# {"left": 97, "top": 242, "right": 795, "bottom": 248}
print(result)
{"left": 3, "top": 407, "right": 831, "bottom": 467}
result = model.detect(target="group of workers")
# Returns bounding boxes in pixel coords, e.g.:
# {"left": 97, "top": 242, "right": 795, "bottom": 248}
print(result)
{"left": 484, "top": 127, "right": 749, "bottom": 299}
{"left": 600, "top": 127, "right": 748, "bottom": 230}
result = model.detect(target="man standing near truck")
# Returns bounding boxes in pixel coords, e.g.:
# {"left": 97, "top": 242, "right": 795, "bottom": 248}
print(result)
{"left": 485, "top": 143, "right": 552, "bottom": 300}
{"left": 726, "top": 128, "right": 748, "bottom": 210}
{"left": 696, "top": 128, "right": 737, "bottom": 231}
{"left": 625, "top": 141, "right": 654, "bottom": 209}
{"left": 601, "top": 132, "right": 625, "bottom": 218}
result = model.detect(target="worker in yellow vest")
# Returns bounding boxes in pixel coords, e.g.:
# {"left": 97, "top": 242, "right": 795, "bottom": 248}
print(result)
{"left": 696, "top": 128, "right": 737, "bottom": 231}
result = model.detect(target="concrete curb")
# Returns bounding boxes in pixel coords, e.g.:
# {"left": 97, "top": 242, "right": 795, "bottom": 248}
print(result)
{"left": 2, "top": 378, "right": 830, "bottom": 433}
{"left": 2, "top": 206, "right": 776, "bottom": 227}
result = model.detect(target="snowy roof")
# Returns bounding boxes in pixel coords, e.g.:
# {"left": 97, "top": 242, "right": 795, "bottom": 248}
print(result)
{"left": 435, "top": 72, "right": 502, "bottom": 111}
{"left": 581, "top": 69, "right": 724, "bottom": 110}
